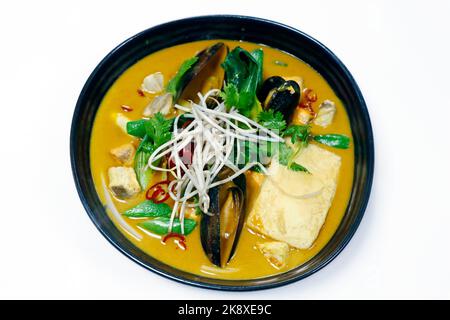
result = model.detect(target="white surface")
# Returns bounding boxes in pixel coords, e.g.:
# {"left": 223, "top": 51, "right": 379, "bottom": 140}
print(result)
{"left": 1, "top": 0, "right": 449, "bottom": 299}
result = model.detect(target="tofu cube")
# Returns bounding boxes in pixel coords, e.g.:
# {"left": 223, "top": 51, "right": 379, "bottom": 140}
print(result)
{"left": 256, "top": 241, "right": 290, "bottom": 269}
{"left": 110, "top": 143, "right": 136, "bottom": 165}
{"left": 108, "top": 167, "right": 141, "bottom": 199}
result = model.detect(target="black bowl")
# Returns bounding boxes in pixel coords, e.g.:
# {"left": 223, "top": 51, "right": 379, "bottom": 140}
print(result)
{"left": 71, "top": 15, "right": 374, "bottom": 291}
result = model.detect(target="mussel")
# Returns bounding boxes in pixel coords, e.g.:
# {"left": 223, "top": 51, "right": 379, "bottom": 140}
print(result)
{"left": 174, "top": 42, "right": 229, "bottom": 102}
{"left": 200, "top": 172, "right": 246, "bottom": 267}
{"left": 257, "top": 76, "right": 301, "bottom": 121}
{"left": 256, "top": 76, "right": 285, "bottom": 102}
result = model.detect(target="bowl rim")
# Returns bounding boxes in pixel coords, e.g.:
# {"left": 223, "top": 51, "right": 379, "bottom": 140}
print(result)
{"left": 70, "top": 14, "right": 374, "bottom": 291}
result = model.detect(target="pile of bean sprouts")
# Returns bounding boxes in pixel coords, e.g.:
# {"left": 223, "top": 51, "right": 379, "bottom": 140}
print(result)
{"left": 147, "top": 89, "right": 283, "bottom": 233}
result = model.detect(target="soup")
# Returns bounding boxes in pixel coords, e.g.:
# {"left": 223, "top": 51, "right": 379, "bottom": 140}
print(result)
{"left": 90, "top": 40, "right": 354, "bottom": 280}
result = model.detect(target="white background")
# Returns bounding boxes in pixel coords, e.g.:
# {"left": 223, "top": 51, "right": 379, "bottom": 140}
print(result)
{"left": 1, "top": 0, "right": 449, "bottom": 299}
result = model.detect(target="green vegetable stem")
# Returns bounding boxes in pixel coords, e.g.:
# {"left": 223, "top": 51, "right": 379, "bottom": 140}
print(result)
{"left": 130, "top": 113, "right": 173, "bottom": 189}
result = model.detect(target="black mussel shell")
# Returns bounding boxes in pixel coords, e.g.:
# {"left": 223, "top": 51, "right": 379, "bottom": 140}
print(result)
{"left": 201, "top": 186, "right": 221, "bottom": 266}
{"left": 264, "top": 80, "right": 301, "bottom": 120}
{"left": 257, "top": 76, "right": 285, "bottom": 103}
{"left": 174, "top": 42, "right": 228, "bottom": 102}
{"left": 200, "top": 174, "right": 246, "bottom": 267}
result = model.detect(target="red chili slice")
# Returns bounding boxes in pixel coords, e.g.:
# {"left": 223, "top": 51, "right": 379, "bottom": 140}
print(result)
{"left": 137, "top": 89, "right": 145, "bottom": 97}
{"left": 162, "top": 233, "right": 187, "bottom": 250}
{"left": 120, "top": 104, "right": 133, "bottom": 112}
{"left": 154, "top": 188, "right": 170, "bottom": 203}
{"left": 181, "top": 120, "right": 193, "bottom": 129}
{"left": 145, "top": 185, "right": 157, "bottom": 200}
{"left": 145, "top": 180, "right": 171, "bottom": 203}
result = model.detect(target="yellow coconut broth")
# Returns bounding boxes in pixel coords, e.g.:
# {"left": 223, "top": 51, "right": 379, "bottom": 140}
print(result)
{"left": 90, "top": 40, "right": 354, "bottom": 280}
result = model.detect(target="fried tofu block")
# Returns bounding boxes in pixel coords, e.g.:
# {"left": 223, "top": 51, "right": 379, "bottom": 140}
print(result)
{"left": 256, "top": 241, "right": 289, "bottom": 269}
{"left": 110, "top": 143, "right": 136, "bottom": 165}
{"left": 247, "top": 144, "right": 341, "bottom": 249}
{"left": 108, "top": 167, "right": 141, "bottom": 199}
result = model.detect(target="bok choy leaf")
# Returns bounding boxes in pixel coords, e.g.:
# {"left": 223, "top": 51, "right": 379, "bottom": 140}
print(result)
{"left": 132, "top": 112, "right": 173, "bottom": 189}
{"left": 220, "top": 47, "right": 264, "bottom": 120}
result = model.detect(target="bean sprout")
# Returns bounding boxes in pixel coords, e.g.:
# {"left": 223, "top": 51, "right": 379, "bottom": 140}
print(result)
{"left": 148, "top": 89, "right": 283, "bottom": 232}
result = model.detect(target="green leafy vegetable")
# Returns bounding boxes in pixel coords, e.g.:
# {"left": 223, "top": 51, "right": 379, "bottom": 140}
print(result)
{"left": 251, "top": 49, "right": 264, "bottom": 90}
{"left": 221, "top": 83, "right": 239, "bottom": 109}
{"left": 137, "top": 137, "right": 155, "bottom": 153}
{"left": 277, "top": 142, "right": 310, "bottom": 174}
{"left": 139, "top": 217, "right": 197, "bottom": 235}
{"left": 277, "top": 143, "right": 293, "bottom": 166}
{"left": 132, "top": 112, "right": 173, "bottom": 189}
{"left": 144, "top": 113, "right": 173, "bottom": 148}
{"left": 282, "top": 125, "right": 311, "bottom": 170}
{"left": 284, "top": 125, "right": 350, "bottom": 149}
{"left": 123, "top": 200, "right": 172, "bottom": 218}
{"left": 126, "top": 119, "right": 147, "bottom": 138}
{"left": 134, "top": 136, "right": 154, "bottom": 189}
{"left": 234, "top": 140, "right": 273, "bottom": 172}
{"left": 289, "top": 162, "right": 309, "bottom": 173}
{"left": 313, "top": 134, "right": 350, "bottom": 149}
{"left": 166, "top": 56, "right": 199, "bottom": 101}
{"left": 257, "top": 110, "right": 287, "bottom": 133}
{"left": 134, "top": 151, "right": 152, "bottom": 188}
{"left": 220, "top": 47, "right": 264, "bottom": 120}
{"left": 192, "top": 196, "right": 202, "bottom": 216}
{"left": 253, "top": 109, "right": 290, "bottom": 172}
{"left": 234, "top": 121, "right": 311, "bottom": 173}
{"left": 127, "top": 113, "right": 173, "bottom": 148}
{"left": 284, "top": 125, "right": 311, "bottom": 144}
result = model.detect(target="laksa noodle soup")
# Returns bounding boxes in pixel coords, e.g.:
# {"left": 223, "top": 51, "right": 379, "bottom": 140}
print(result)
{"left": 90, "top": 40, "right": 354, "bottom": 279}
